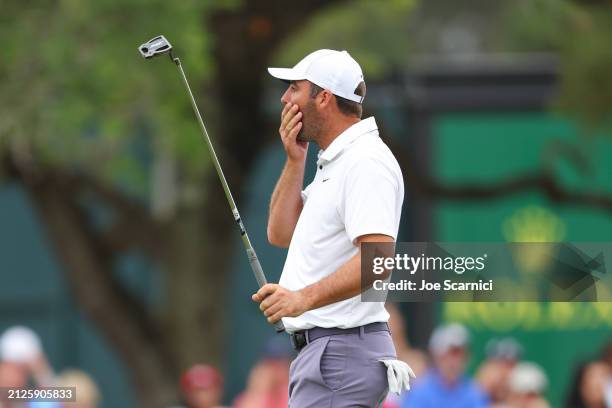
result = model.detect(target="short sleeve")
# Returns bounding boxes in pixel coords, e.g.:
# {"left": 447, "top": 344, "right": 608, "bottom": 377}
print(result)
{"left": 341, "top": 157, "right": 403, "bottom": 244}
{"left": 301, "top": 182, "right": 314, "bottom": 203}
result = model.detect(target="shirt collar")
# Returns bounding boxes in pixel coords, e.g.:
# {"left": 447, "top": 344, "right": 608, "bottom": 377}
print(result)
{"left": 316, "top": 116, "right": 378, "bottom": 166}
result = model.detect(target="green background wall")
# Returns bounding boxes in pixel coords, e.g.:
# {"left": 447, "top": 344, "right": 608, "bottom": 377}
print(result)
{"left": 434, "top": 112, "right": 612, "bottom": 406}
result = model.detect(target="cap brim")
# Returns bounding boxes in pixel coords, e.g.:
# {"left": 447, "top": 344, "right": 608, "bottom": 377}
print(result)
{"left": 267, "top": 67, "right": 305, "bottom": 81}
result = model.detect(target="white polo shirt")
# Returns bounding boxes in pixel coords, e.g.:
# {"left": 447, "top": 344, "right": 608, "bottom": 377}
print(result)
{"left": 279, "top": 116, "right": 404, "bottom": 333}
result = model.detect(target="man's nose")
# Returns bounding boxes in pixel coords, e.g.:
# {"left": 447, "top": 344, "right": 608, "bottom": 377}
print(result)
{"left": 280, "top": 88, "right": 290, "bottom": 104}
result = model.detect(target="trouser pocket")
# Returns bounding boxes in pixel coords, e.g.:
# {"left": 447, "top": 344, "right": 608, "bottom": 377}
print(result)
{"left": 319, "top": 335, "right": 348, "bottom": 391}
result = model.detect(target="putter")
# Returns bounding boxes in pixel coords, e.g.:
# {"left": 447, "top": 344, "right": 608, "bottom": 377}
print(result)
{"left": 139, "top": 35, "right": 285, "bottom": 333}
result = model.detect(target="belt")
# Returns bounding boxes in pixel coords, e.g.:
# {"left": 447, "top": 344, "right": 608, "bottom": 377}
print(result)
{"left": 289, "top": 322, "right": 389, "bottom": 352}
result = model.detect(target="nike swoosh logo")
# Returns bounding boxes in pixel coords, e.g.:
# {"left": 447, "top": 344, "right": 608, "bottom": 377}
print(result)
{"left": 322, "top": 178, "right": 330, "bottom": 182}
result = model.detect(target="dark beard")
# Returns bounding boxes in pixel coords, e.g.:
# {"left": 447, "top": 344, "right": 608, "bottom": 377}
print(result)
{"left": 298, "top": 101, "right": 321, "bottom": 143}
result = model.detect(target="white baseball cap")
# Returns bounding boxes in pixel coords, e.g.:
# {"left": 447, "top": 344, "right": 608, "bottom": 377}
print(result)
{"left": 429, "top": 323, "right": 470, "bottom": 355}
{"left": 0, "top": 326, "right": 42, "bottom": 363}
{"left": 268, "top": 49, "right": 365, "bottom": 104}
{"left": 509, "top": 362, "right": 548, "bottom": 394}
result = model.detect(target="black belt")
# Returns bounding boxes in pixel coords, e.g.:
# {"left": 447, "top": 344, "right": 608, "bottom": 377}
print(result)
{"left": 289, "top": 322, "right": 389, "bottom": 352}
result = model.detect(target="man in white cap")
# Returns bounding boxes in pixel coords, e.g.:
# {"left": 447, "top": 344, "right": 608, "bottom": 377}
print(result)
{"left": 252, "top": 49, "right": 412, "bottom": 406}
{"left": 401, "top": 323, "right": 488, "bottom": 408}
{"left": 0, "top": 326, "right": 55, "bottom": 387}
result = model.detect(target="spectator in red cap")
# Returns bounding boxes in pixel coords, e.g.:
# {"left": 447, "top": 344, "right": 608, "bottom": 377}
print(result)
{"left": 233, "top": 336, "right": 293, "bottom": 408}
{"left": 180, "top": 364, "right": 225, "bottom": 408}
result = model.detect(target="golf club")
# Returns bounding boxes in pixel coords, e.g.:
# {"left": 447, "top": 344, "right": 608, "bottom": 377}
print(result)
{"left": 138, "top": 35, "right": 285, "bottom": 333}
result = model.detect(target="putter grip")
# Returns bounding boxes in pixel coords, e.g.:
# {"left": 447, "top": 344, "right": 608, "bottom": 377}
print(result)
{"left": 248, "top": 250, "right": 285, "bottom": 333}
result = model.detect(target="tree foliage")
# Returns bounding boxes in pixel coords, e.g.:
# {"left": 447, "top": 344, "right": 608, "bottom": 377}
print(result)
{"left": 505, "top": 0, "right": 612, "bottom": 131}
{"left": 0, "top": 0, "right": 230, "bottom": 194}
{"left": 274, "top": 0, "right": 416, "bottom": 79}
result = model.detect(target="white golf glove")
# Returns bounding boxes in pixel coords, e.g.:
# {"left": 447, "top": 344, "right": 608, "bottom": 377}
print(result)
{"left": 378, "top": 359, "right": 416, "bottom": 395}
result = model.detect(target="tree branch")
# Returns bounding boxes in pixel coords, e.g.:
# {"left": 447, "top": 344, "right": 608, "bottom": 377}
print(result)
{"left": 4, "top": 155, "right": 178, "bottom": 406}
{"left": 3, "top": 155, "right": 167, "bottom": 258}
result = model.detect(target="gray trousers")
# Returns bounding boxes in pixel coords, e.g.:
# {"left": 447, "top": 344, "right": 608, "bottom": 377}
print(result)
{"left": 288, "top": 328, "right": 396, "bottom": 408}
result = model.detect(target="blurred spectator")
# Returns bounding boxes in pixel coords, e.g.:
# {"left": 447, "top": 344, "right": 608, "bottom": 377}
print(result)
{"left": 601, "top": 341, "right": 612, "bottom": 407}
{"left": 602, "top": 342, "right": 612, "bottom": 369}
{"left": 0, "top": 361, "right": 28, "bottom": 408}
{"left": 566, "top": 361, "right": 610, "bottom": 408}
{"left": 0, "top": 326, "right": 54, "bottom": 387}
{"left": 566, "top": 361, "right": 590, "bottom": 408}
{"left": 233, "top": 336, "right": 292, "bottom": 408}
{"left": 498, "top": 362, "right": 549, "bottom": 408}
{"left": 400, "top": 323, "right": 488, "bottom": 408}
{"left": 0, "top": 361, "right": 28, "bottom": 388}
{"left": 56, "top": 369, "right": 100, "bottom": 408}
{"left": 180, "top": 364, "right": 225, "bottom": 408}
{"left": 477, "top": 337, "right": 523, "bottom": 404}
{"left": 0, "top": 326, "right": 58, "bottom": 408}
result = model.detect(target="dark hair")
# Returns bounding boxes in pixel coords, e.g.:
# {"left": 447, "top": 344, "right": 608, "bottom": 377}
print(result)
{"left": 309, "top": 81, "right": 366, "bottom": 118}
{"left": 564, "top": 360, "right": 589, "bottom": 408}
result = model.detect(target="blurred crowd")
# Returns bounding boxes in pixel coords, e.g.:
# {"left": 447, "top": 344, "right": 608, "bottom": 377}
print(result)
{"left": 174, "top": 336, "right": 292, "bottom": 408}
{"left": 176, "top": 304, "right": 612, "bottom": 408}
{"left": 383, "top": 303, "right": 612, "bottom": 408}
{"left": 2, "top": 316, "right": 611, "bottom": 408}
{"left": 0, "top": 326, "right": 99, "bottom": 408}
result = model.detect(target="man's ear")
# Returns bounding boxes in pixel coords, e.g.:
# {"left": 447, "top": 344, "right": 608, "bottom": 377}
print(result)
{"left": 317, "top": 89, "right": 334, "bottom": 109}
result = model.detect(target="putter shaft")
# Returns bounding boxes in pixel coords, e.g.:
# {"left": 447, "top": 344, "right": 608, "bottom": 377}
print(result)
{"left": 172, "top": 56, "right": 285, "bottom": 333}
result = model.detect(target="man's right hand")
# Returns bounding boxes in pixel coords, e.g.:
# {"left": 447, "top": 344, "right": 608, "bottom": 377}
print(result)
{"left": 279, "top": 103, "right": 307, "bottom": 162}
{"left": 268, "top": 102, "right": 308, "bottom": 247}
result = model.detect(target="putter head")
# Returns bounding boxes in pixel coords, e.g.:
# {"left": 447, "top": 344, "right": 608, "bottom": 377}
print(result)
{"left": 138, "top": 35, "right": 173, "bottom": 59}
